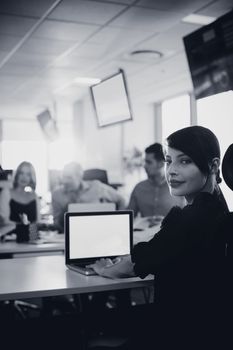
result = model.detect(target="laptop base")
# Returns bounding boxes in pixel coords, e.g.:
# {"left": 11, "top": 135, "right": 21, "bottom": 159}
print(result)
{"left": 67, "top": 264, "right": 97, "bottom": 276}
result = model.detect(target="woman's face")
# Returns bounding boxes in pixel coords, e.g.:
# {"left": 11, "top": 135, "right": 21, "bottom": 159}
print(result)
{"left": 164, "top": 146, "right": 207, "bottom": 202}
{"left": 17, "top": 165, "right": 32, "bottom": 188}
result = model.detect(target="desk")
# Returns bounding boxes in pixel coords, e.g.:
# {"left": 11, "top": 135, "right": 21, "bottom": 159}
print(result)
{"left": 0, "top": 234, "right": 65, "bottom": 258}
{"left": 133, "top": 225, "right": 160, "bottom": 245}
{"left": 0, "top": 224, "right": 159, "bottom": 259}
{"left": 0, "top": 222, "right": 15, "bottom": 238}
{"left": 0, "top": 255, "right": 153, "bottom": 301}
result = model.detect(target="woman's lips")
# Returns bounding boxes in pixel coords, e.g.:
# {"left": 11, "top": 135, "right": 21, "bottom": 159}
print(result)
{"left": 169, "top": 180, "right": 185, "bottom": 188}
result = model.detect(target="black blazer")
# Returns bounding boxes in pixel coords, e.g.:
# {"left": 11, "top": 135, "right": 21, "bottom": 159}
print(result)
{"left": 132, "top": 191, "right": 228, "bottom": 320}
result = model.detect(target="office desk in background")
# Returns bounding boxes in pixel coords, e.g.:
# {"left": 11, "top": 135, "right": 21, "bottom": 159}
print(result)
{"left": 0, "top": 220, "right": 160, "bottom": 259}
{"left": 0, "top": 255, "right": 153, "bottom": 301}
{"left": 133, "top": 218, "right": 161, "bottom": 245}
{"left": 0, "top": 233, "right": 65, "bottom": 258}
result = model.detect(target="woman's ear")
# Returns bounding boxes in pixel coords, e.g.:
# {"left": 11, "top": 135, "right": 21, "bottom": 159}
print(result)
{"left": 210, "top": 157, "right": 220, "bottom": 175}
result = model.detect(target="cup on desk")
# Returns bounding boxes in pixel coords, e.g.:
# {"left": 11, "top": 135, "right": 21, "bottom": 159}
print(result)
{"left": 15, "top": 223, "right": 38, "bottom": 242}
{"left": 16, "top": 223, "right": 30, "bottom": 243}
{"left": 29, "top": 223, "right": 39, "bottom": 241}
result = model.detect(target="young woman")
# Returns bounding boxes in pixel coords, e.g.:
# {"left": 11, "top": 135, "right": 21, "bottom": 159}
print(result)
{"left": 90, "top": 126, "right": 229, "bottom": 349}
{"left": 2, "top": 162, "right": 40, "bottom": 230}
{"left": 9, "top": 161, "right": 40, "bottom": 225}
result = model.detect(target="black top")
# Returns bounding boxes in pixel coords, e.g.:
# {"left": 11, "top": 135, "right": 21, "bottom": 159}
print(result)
{"left": 132, "top": 191, "right": 228, "bottom": 320}
{"left": 10, "top": 198, "right": 37, "bottom": 223}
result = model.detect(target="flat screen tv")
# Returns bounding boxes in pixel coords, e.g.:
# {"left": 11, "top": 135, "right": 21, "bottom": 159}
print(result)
{"left": 90, "top": 69, "right": 133, "bottom": 127}
{"left": 37, "top": 109, "right": 59, "bottom": 142}
{"left": 183, "top": 9, "right": 233, "bottom": 99}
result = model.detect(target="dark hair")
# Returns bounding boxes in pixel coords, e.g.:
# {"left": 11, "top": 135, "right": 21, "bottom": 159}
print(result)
{"left": 145, "top": 143, "right": 165, "bottom": 162}
{"left": 166, "top": 126, "right": 222, "bottom": 183}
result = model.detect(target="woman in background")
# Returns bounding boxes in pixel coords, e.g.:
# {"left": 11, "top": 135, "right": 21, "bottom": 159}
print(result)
{"left": 9, "top": 161, "right": 40, "bottom": 228}
{"left": 10, "top": 161, "right": 40, "bottom": 223}
{"left": 90, "top": 126, "right": 229, "bottom": 349}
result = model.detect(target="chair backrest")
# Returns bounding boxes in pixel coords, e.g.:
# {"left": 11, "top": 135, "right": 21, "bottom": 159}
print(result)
{"left": 68, "top": 202, "right": 116, "bottom": 213}
{"left": 83, "top": 168, "right": 109, "bottom": 184}
{"left": 222, "top": 144, "right": 233, "bottom": 192}
{"left": 222, "top": 144, "right": 233, "bottom": 264}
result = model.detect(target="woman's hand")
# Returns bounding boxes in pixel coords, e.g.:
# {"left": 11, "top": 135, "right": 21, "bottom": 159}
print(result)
{"left": 19, "top": 213, "right": 30, "bottom": 225}
{"left": 88, "top": 255, "right": 136, "bottom": 279}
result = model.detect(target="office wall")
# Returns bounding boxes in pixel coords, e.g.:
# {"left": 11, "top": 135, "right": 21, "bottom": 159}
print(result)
{"left": 123, "top": 102, "right": 156, "bottom": 152}
{"left": 1, "top": 106, "right": 75, "bottom": 196}
{"left": 74, "top": 94, "right": 156, "bottom": 200}
{"left": 74, "top": 93, "right": 123, "bottom": 183}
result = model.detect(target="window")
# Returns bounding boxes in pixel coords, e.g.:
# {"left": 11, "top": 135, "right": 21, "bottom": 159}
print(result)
{"left": 2, "top": 140, "right": 48, "bottom": 197}
{"left": 48, "top": 139, "right": 76, "bottom": 170}
{"left": 162, "top": 94, "right": 191, "bottom": 142}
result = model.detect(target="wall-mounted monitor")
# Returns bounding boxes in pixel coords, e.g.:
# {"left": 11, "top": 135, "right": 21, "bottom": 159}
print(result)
{"left": 37, "top": 109, "right": 59, "bottom": 142}
{"left": 90, "top": 69, "right": 133, "bottom": 127}
{"left": 183, "top": 10, "right": 233, "bottom": 99}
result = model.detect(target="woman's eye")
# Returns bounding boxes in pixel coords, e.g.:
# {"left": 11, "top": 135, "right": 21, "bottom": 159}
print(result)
{"left": 180, "top": 159, "right": 191, "bottom": 165}
{"left": 164, "top": 159, "right": 171, "bottom": 165}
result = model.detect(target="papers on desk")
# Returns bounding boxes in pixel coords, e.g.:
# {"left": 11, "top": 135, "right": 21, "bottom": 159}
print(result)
{"left": 29, "top": 238, "right": 64, "bottom": 245}
{"left": 31, "top": 231, "right": 64, "bottom": 244}
{"left": 29, "top": 238, "right": 48, "bottom": 245}
{"left": 133, "top": 226, "right": 160, "bottom": 245}
{"left": 2, "top": 230, "right": 64, "bottom": 244}
{"left": 133, "top": 216, "right": 163, "bottom": 230}
{"left": 133, "top": 216, "right": 162, "bottom": 245}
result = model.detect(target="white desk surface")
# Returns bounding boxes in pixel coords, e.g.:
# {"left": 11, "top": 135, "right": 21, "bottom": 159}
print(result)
{"left": 0, "top": 234, "right": 65, "bottom": 256}
{"left": 0, "top": 255, "right": 153, "bottom": 301}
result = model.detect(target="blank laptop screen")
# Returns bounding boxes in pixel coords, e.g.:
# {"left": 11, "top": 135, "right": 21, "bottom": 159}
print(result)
{"left": 68, "top": 213, "right": 131, "bottom": 260}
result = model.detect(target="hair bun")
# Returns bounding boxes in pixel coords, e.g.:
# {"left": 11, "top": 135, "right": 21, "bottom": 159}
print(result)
{"left": 216, "top": 169, "right": 222, "bottom": 184}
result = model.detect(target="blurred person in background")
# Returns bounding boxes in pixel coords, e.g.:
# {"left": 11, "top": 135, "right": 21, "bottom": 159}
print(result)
{"left": 10, "top": 161, "right": 40, "bottom": 224}
{"left": 128, "top": 143, "right": 184, "bottom": 227}
{"left": 1, "top": 161, "right": 40, "bottom": 241}
{"left": 52, "top": 162, "right": 126, "bottom": 232}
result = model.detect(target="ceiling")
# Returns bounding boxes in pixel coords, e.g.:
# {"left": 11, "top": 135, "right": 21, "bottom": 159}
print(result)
{"left": 0, "top": 0, "right": 232, "bottom": 120}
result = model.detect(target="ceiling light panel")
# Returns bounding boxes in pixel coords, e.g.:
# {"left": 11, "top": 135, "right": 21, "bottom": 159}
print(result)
{"left": 182, "top": 14, "right": 216, "bottom": 25}
{"left": 136, "top": 0, "right": 212, "bottom": 14}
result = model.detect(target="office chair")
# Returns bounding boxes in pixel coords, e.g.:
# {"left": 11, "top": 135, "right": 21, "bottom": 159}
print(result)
{"left": 1, "top": 299, "right": 40, "bottom": 320}
{"left": 222, "top": 144, "right": 233, "bottom": 270}
{"left": 221, "top": 143, "right": 233, "bottom": 338}
{"left": 83, "top": 168, "right": 109, "bottom": 184}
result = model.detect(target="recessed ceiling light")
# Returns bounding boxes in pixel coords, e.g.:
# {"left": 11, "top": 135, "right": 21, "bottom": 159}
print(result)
{"left": 126, "top": 49, "right": 163, "bottom": 62}
{"left": 74, "top": 77, "right": 101, "bottom": 85}
{"left": 182, "top": 14, "right": 216, "bottom": 25}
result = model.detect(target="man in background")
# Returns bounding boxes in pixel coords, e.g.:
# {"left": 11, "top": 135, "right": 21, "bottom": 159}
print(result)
{"left": 128, "top": 143, "right": 184, "bottom": 219}
{"left": 52, "top": 162, "right": 125, "bottom": 232}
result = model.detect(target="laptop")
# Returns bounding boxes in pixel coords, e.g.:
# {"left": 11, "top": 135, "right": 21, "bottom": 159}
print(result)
{"left": 68, "top": 202, "right": 116, "bottom": 213}
{"left": 65, "top": 210, "right": 133, "bottom": 276}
